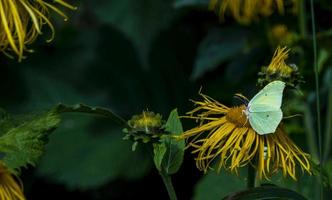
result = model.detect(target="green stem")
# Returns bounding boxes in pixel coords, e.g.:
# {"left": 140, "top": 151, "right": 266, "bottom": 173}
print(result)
{"left": 160, "top": 170, "right": 178, "bottom": 200}
{"left": 310, "top": 0, "right": 324, "bottom": 199}
{"left": 247, "top": 164, "right": 256, "bottom": 188}
{"left": 299, "top": 0, "right": 307, "bottom": 38}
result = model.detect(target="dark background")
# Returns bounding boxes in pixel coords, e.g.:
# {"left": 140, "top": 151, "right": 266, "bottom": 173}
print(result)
{"left": 1, "top": 0, "right": 332, "bottom": 199}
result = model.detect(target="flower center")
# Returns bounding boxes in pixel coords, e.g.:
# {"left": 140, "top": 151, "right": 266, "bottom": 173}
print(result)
{"left": 225, "top": 105, "right": 249, "bottom": 127}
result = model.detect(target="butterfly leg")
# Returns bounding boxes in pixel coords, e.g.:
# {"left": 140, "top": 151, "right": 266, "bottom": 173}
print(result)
{"left": 241, "top": 109, "right": 249, "bottom": 127}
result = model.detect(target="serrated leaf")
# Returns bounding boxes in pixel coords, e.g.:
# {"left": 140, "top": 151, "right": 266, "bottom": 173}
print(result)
{"left": 194, "top": 171, "right": 246, "bottom": 200}
{"left": 162, "top": 109, "right": 185, "bottom": 175}
{"left": 153, "top": 143, "right": 167, "bottom": 171}
{"left": 222, "top": 186, "right": 307, "bottom": 200}
{"left": 93, "top": 0, "right": 175, "bottom": 67}
{"left": 55, "top": 103, "right": 128, "bottom": 127}
{"left": 0, "top": 110, "right": 60, "bottom": 174}
{"left": 192, "top": 27, "right": 247, "bottom": 79}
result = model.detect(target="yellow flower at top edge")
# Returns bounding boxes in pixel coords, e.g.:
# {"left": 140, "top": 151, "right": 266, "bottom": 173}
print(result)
{"left": 209, "top": 0, "right": 299, "bottom": 24}
{"left": 0, "top": 163, "right": 25, "bottom": 200}
{"left": 0, "top": 0, "right": 77, "bottom": 61}
{"left": 268, "top": 24, "right": 298, "bottom": 47}
{"left": 179, "top": 91, "right": 311, "bottom": 180}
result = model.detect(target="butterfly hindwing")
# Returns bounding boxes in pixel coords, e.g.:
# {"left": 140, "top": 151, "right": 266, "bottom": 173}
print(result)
{"left": 249, "top": 81, "right": 285, "bottom": 112}
{"left": 246, "top": 81, "right": 286, "bottom": 135}
{"left": 248, "top": 109, "right": 283, "bottom": 135}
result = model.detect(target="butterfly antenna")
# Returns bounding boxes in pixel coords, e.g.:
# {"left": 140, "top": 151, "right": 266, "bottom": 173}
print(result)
{"left": 234, "top": 93, "right": 249, "bottom": 106}
{"left": 283, "top": 114, "right": 303, "bottom": 119}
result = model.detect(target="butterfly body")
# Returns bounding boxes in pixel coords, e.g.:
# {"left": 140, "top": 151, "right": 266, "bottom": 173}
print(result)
{"left": 244, "top": 81, "right": 286, "bottom": 135}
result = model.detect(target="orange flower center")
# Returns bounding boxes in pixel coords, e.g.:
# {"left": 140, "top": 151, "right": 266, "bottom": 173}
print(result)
{"left": 225, "top": 105, "right": 249, "bottom": 127}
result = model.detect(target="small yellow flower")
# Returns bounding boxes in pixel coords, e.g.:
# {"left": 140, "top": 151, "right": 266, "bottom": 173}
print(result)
{"left": 0, "top": 164, "right": 25, "bottom": 200}
{"left": 267, "top": 46, "right": 293, "bottom": 76}
{"left": 123, "top": 111, "right": 164, "bottom": 149}
{"left": 258, "top": 46, "right": 303, "bottom": 87}
{"left": 209, "top": 0, "right": 298, "bottom": 24}
{"left": 128, "top": 111, "right": 163, "bottom": 133}
{"left": 0, "top": 0, "right": 77, "bottom": 61}
{"left": 180, "top": 92, "right": 311, "bottom": 180}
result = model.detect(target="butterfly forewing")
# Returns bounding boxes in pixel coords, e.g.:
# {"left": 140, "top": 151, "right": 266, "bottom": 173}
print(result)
{"left": 248, "top": 109, "right": 283, "bottom": 135}
{"left": 248, "top": 81, "right": 285, "bottom": 112}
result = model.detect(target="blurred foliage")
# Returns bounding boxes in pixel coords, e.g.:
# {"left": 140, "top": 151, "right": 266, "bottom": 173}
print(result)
{"left": 194, "top": 170, "right": 246, "bottom": 200}
{"left": 1, "top": 0, "right": 332, "bottom": 199}
{"left": 37, "top": 114, "right": 151, "bottom": 189}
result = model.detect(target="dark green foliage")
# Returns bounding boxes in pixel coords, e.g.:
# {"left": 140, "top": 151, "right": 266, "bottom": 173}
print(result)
{"left": 192, "top": 26, "right": 248, "bottom": 79}
{"left": 2, "top": 0, "right": 332, "bottom": 199}
{"left": 55, "top": 103, "right": 128, "bottom": 126}
{"left": 37, "top": 114, "right": 151, "bottom": 189}
{"left": 93, "top": 0, "right": 176, "bottom": 67}
{"left": 222, "top": 186, "right": 308, "bottom": 200}
{"left": 194, "top": 171, "right": 246, "bottom": 200}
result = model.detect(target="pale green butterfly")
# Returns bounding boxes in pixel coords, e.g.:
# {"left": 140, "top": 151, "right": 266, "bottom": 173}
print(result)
{"left": 244, "top": 80, "right": 286, "bottom": 135}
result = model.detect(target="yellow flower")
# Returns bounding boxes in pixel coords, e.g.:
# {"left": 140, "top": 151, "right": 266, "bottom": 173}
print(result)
{"left": 268, "top": 24, "right": 298, "bottom": 47}
{"left": 128, "top": 111, "right": 163, "bottom": 132}
{"left": 0, "top": 164, "right": 25, "bottom": 200}
{"left": 180, "top": 92, "right": 311, "bottom": 180}
{"left": 209, "top": 0, "right": 298, "bottom": 24}
{"left": 258, "top": 46, "right": 303, "bottom": 87}
{"left": 123, "top": 111, "right": 164, "bottom": 148}
{"left": 0, "top": 0, "right": 77, "bottom": 61}
{"left": 267, "top": 46, "right": 293, "bottom": 76}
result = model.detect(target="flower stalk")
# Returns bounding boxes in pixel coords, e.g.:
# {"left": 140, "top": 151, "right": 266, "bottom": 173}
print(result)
{"left": 247, "top": 164, "right": 256, "bottom": 188}
{"left": 310, "top": 0, "right": 323, "bottom": 199}
{"left": 160, "top": 169, "right": 178, "bottom": 200}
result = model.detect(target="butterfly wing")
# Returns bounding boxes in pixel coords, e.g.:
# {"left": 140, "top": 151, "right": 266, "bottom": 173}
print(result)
{"left": 249, "top": 81, "right": 285, "bottom": 112}
{"left": 248, "top": 109, "right": 283, "bottom": 135}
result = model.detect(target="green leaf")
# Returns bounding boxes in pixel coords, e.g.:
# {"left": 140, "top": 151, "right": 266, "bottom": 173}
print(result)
{"left": 194, "top": 171, "right": 246, "bottom": 200}
{"left": 192, "top": 27, "right": 248, "bottom": 79}
{"left": 153, "top": 143, "right": 167, "bottom": 171}
{"left": 18, "top": 69, "right": 152, "bottom": 189}
{"left": 264, "top": 172, "right": 319, "bottom": 200}
{"left": 162, "top": 109, "right": 185, "bottom": 175}
{"left": 93, "top": 0, "right": 175, "bottom": 67}
{"left": 222, "top": 186, "right": 308, "bottom": 200}
{"left": 55, "top": 103, "right": 128, "bottom": 127}
{"left": 37, "top": 115, "right": 151, "bottom": 189}
{"left": 174, "top": 0, "right": 209, "bottom": 8}
{"left": 0, "top": 110, "right": 61, "bottom": 174}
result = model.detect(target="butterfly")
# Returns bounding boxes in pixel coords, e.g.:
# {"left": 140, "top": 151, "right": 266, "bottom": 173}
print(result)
{"left": 244, "top": 81, "right": 286, "bottom": 135}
